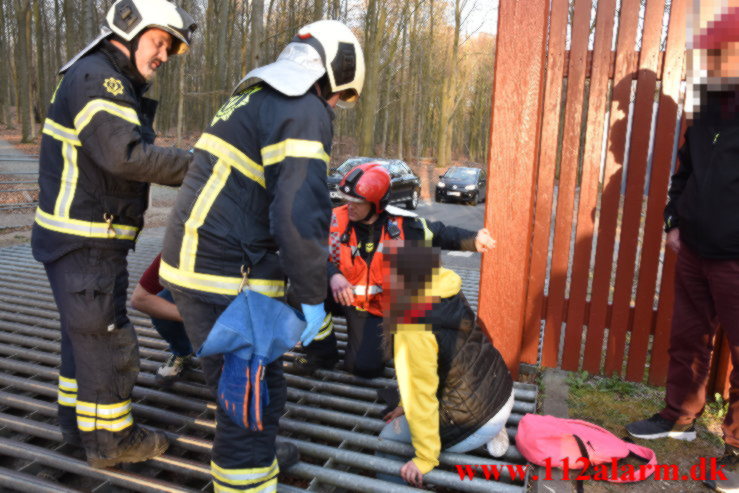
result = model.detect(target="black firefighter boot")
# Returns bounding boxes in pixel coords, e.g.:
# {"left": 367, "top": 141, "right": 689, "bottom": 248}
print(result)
{"left": 87, "top": 426, "right": 170, "bottom": 469}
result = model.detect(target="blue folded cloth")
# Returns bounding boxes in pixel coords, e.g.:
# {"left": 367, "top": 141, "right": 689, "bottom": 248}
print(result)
{"left": 198, "top": 289, "right": 306, "bottom": 430}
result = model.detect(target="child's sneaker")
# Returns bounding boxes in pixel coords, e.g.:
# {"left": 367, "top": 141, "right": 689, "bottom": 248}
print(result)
{"left": 155, "top": 354, "right": 193, "bottom": 386}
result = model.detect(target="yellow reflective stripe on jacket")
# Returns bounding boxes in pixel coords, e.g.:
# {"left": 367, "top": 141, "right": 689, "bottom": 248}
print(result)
{"left": 74, "top": 99, "right": 140, "bottom": 133}
{"left": 76, "top": 414, "right": 134, "bottom": 432}
{"left": 248, "top": 279, "right": 287, "bottom": 297}
{"left": 195, "top": 133, "right": 265, "bottom": 188}
{"left": 418, "top": 218, "right": 434, "bottom": 242}
{"left": 160, "top": 260, "right": 285, "bottom": 297}
{"left": 213, "top": 478, "right": 277, "bottom": 493}
{"left": 211, "top": 458, "right": 278, "bottom": 486}
{"left": 35, "top": 208, "right": 139, "bottom": 240}
{"left": 42, "top": 118, "right": 81, "bottom": 146}
{"left": 180, "top": 160, "right": 232, "bottom": 272}
{"left": 353, "top": 285, "right": 383, "bottom": 296}
{"left": 261, "top": 139, "right": 329, "bottom": 166}
{"left": 53, "top": 142, "right": 79, "bottom": 217}
{"left": 76, "top": 399, "right": 132, "bottom": 419}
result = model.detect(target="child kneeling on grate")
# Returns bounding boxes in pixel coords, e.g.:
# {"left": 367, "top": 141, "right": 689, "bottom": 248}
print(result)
{"left": 377, "top": 240, "right": 515, "bottom": 487}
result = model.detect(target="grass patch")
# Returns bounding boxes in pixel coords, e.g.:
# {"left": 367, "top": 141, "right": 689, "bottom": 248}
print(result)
{"left": 565, "top": 371, "right": 724, "bottom": 492}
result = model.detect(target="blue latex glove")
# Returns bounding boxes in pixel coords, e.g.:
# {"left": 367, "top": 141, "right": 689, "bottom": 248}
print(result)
{"left": 300, "top": 303, "right": 326, "bottom": 346}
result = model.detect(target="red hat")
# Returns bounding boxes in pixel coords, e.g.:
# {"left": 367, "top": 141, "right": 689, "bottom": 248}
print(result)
{"left": 693, "top": 7, "right": 739, "bottom": 50}
{"left": 337, "top": 162, "right": 391, "bottom": 213}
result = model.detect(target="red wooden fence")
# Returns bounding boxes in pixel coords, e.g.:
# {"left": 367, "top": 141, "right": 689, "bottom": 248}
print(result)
{"left": 479, "top": 0, "right": 733, "bottom": 392}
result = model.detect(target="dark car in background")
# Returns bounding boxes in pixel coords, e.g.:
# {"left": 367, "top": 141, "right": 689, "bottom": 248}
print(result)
{"left": 435, "top": 167, "right": 486, "bottom": 205}
{"left": 328, "top": 157, "right": 422, "bottom": 210}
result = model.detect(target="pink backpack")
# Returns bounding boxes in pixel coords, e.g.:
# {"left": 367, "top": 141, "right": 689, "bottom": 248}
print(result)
{"left": 516, "top": 414, "right": 657, "bottom": 487}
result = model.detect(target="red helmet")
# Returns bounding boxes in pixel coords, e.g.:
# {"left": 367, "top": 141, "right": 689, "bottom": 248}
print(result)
{"left": 338, "top": 162, "right": 391, "bottom": 213}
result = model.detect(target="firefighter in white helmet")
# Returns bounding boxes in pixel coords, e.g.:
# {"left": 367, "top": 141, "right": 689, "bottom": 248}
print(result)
{"left": 160, "top": 20, "right": 364, "bottom": 492}
{"left": 32, "top": 0, "right": 195, "bottom": 468}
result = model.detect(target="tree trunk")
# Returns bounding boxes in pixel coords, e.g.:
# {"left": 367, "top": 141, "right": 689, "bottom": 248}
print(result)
{"left": 53, "top": 0, "right": 61, "bottom": 71}
{"left": 397, "top": 10, "right": 408, "bottom": 159}
{"left": 34, "top": 0, "right": 46, "bottom": 122}
{"left": 63, "top": 0, "right": 75, "bottom": 60}
{"left": 85, "top": 0, "right": 94, "bottom": 43}
{"left": 313, "top": 0, "right": 324, "bottom": 20}
{"left": 0, "top": 0, "right": 8, "bottom": 124}
{"left": 238, "top": 0, "right": 250, "bottom": 78}
{"left": 176, "top": 58, "right": 185, "bottom": 146}
{"left": 15, "top": 0, "right": 32, "bottom": 142}
{"left": 226, "top": 0, "right": 238, "bottom": 86}
{"left": 249, "top": 0, "right": 264, "bottom": 72}
{"left": 358, "top": 0, "right": 383, "bottom": 155}
{"left": 26, "top": 0, "right": 35, "bottom": 134}
{"left": 380, "top": 70, "right": 391, "bottom": 154}
{"left": 435, "top": 0, "right": 461, "bottom": 167}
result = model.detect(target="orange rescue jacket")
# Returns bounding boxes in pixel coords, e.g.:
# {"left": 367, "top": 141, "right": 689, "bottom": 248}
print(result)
{"left": 328, "top": 205, "right": 404, "bottom": 317}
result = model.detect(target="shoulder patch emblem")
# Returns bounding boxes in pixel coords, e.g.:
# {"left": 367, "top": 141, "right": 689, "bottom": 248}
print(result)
{"left": 103, "top": 78, "right": 124, "bottom": 96}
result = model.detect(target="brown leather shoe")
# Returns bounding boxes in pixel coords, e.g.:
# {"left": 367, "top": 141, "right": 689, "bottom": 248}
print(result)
{"left": 87, "top": 427, "right": 169, "bottom": 469}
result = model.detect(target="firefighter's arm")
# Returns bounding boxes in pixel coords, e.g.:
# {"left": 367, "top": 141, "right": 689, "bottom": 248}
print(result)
{"left": 394, "top": 324, "right": 441, "bottom": 475}
{"left": 263, "top": 95, "right": 333, "bottom": 304}
{"left": 408, "top": 217, "right": 477, "bottom": 251}
{"left": 74, "top": 73, "right": 191, "bottom": 186}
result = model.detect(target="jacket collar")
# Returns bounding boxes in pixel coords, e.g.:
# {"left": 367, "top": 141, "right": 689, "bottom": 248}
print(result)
{"left": 99, "top": 40, "right": 150, "bottom": 96}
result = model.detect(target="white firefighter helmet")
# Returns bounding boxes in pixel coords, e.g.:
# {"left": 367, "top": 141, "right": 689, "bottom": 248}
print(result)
{"left": 60, "top": 0, "right": 196, "bottom": 74}
{"left": 235, "top": 19, "right": 365, "bottom": 108}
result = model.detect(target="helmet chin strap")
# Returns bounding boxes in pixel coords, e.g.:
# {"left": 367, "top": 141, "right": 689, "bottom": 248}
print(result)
{"left": 361, "top": 204, "right": 378, "bottom": 223}
{"left": 128, "top": 34, "right": 145, "bottom": 81}
{"left": 110, "top": 33, "right": 146, "bottom": 84}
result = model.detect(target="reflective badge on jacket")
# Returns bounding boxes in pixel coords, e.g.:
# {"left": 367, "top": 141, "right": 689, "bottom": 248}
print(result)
{"left": 103, "top": 78, "right": 124, "bottom": 96}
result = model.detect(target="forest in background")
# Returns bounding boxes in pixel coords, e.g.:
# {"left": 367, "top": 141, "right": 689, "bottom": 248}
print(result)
{"left": 0, "top": 0, "right": 496, "bottom": 167}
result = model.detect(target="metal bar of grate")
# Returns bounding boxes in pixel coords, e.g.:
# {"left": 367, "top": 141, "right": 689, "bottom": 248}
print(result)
{"left": 0, "top": 465, "right": 82, "bottom": 493}
{"left": 0, "top": 435, "right": 198, "bottom": 492}
{"left": 0, "top": 233, "right": 536, "bottom": 492}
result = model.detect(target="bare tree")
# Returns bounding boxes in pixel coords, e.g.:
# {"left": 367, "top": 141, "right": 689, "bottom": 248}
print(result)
{"left": 14, "top": 0, "right": 32, "bottom": 142}
{"left": 2, "top": 0, "right": 504, "bottom": 168}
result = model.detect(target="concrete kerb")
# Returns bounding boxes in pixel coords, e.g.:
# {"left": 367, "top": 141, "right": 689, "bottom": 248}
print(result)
{"left": 531, "top": 368, "right": 574, "bottom": 493}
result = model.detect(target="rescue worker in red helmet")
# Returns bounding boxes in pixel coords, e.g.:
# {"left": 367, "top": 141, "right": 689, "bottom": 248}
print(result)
{"left": 296, "top": 163, "right": 496, "bottom": 377}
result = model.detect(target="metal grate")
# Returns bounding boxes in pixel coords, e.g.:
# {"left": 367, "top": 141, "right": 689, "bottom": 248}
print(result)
{"left": 0, "top": 232, "right": 536, "bottom": 492}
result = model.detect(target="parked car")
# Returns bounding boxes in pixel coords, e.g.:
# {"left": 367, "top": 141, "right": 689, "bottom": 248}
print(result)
{"left": 435, "top": 167, "right": 486, "bottom": 205}
{"left": 328, "top": 157, "right": 422, "bottom": 210}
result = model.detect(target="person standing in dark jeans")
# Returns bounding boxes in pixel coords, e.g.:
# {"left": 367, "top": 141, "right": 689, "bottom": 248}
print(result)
{"left": 131, "top": 254, "right": 193, "bottom": 385}
{"left": 626, "top": 11, "right": 739, "bottom": 491}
